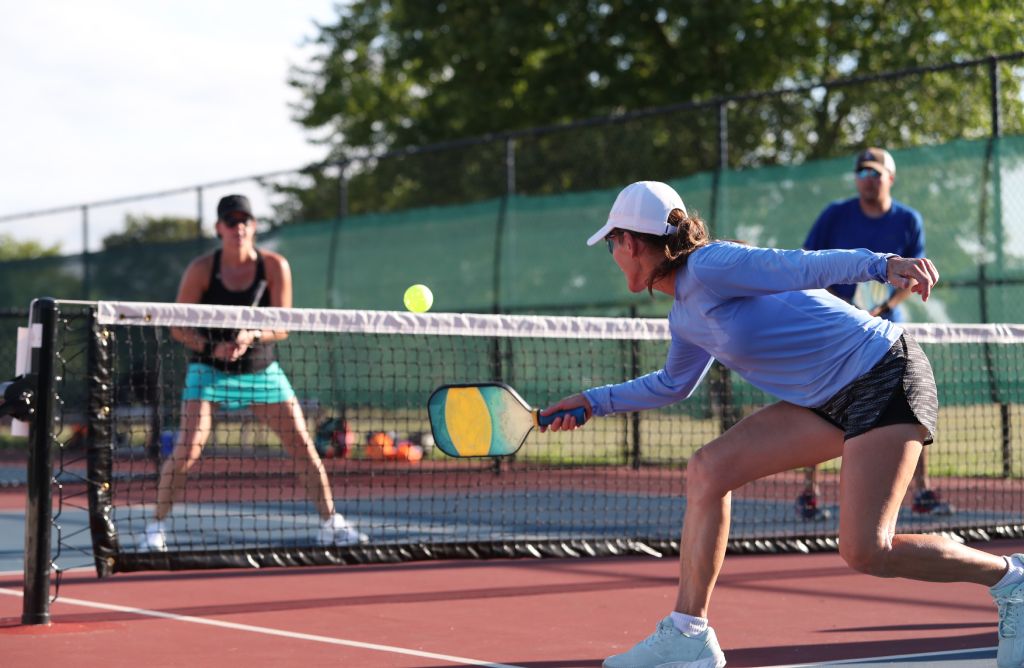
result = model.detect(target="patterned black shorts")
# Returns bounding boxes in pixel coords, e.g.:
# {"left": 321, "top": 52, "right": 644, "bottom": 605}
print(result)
{"left": 811, "top": 334, "right": 938, "bottom": 444}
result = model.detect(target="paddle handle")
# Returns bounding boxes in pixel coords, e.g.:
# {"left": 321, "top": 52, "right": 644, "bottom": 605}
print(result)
{"left": 535, "top": 407, "right": 587, "bottom": 427}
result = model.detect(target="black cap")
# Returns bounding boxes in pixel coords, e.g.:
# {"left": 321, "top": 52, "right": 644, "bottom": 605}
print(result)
{"left": 217, "top": 194, "right": 253, "bottom": 220}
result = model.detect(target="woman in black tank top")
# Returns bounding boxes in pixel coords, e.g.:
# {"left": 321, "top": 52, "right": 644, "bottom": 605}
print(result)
{"left": 145, "top": 194, "right": 366, "bottom": 553}
{"left": 193, "top": 249, "right": 276, "bottom": 374}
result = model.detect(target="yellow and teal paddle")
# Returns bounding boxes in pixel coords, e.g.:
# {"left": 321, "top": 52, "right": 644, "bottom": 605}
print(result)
{"left": 427, "top": 382, "right": 587, "bottom": 457}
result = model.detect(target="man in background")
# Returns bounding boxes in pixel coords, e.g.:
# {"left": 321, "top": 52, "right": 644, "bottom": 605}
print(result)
{"left": 798, "top": 147, "right": 952, "bottom": 520}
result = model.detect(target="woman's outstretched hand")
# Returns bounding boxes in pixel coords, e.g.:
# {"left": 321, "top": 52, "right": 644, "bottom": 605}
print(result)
{"left": 887, "top": 256, "right": 940, "bottom": 302}
{"left": 539, "top": 393, "right": 593, "bottom": 432}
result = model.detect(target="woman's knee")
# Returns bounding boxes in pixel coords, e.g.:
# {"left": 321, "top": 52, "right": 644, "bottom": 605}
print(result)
{"left": 686, "top": 446, "right": 732, "bottom": 499}
{"left": 281, "top": 436, "right": 319, "bottom": 461}
{"left": 839, "top": 538, "right": 895, "bottom": 577}
{"left": 167, "top": 440, "right": 205, "bottom": 472}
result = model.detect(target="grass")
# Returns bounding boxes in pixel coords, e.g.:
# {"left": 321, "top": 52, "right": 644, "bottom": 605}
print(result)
{"left": 2, "top": 402, "right": 1020, "bottom": 479}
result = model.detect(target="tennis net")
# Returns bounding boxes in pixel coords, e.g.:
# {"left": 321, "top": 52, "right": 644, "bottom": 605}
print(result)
{"left": 21, "top": 299, "right": 1024, "bottom": 579}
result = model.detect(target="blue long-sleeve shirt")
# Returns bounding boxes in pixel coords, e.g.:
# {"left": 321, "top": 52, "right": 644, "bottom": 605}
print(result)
{"left": 582, "top": 242, "right": 903, "bottom": 415}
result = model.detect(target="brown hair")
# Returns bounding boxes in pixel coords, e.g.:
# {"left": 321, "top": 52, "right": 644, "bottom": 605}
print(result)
{"left": 610, "top": 208, "right": 711, "bottom": 294}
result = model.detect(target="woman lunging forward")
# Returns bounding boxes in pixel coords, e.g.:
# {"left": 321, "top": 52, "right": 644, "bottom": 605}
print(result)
{"left": 542, "top": 181, "right": 1024, "bottom": 668}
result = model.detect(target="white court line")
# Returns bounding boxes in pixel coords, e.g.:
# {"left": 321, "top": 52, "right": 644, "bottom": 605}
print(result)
{"left": 0, "top": 587, "right": 524, "bottom": 668}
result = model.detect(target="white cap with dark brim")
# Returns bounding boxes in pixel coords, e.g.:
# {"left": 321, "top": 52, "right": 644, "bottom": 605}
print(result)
{"left": 586, "top": 181, "right": 687, "bottom": 246}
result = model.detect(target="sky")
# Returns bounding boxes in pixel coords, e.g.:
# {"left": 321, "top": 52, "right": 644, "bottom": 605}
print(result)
{"left": 1, "top": 1, "right": 342, "bottom": 254}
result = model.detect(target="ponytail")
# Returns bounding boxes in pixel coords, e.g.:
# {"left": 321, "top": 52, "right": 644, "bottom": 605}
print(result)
{"left": 624, "top": 209, "right": 710, "bottom": 294}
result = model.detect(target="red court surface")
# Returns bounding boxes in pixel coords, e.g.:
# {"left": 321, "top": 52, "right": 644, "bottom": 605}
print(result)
{"left": 2, "top": 538, "right": 1017, "bottom": 667}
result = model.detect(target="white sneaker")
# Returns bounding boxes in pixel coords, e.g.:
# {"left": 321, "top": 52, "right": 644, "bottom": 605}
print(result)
{"left": 138, "top": 520, "right": 167, "bottom": 552}
{"left": 603, "top": 616, "right": 726, "bottom": 668}
{"left": 994, "top": 558, "right": 1024, "bottom": 668}
{"left": 317, "top": 513, "right": 368, "bottom": 546}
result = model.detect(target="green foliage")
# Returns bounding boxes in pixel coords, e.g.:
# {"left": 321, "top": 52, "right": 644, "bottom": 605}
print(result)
{"left": 102, "top": 214, "right": 203, "bottom": 249}
{"left": 0, "top": 233, "right": 61, "bottom": 261}
{"left": 285, "top": 1, "right": 1024, "bottom": 220}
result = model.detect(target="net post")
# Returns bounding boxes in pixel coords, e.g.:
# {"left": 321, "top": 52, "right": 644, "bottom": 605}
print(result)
{"left": 21, "top": 298, "right": 59, "bottom": 625}
{"left": 86, "top": 309, "right": 117, "bottom": 576}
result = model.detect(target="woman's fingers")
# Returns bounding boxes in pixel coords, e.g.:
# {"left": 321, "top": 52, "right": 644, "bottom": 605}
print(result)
{"left": 888, "top": 257, "right": 940, "bottom": 302}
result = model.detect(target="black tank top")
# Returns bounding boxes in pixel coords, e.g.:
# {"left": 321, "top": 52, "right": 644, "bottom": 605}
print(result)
{"left": 193, "top": 249, "right": 275, "bottom": 373}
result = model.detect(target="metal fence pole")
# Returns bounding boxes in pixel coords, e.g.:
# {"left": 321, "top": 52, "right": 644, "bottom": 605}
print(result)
{"left": 709, "top": 101, "right": 728, "bottom": 233}
{"left": 493, "top": 138, "right": 515, "bottom": 315}
{"left": 974, "top": 57, "right": 1012, "bottom": 477}
{"left": 21, "top": 298, "right": 58, "bottom": 625}
{"left": 505, "top": 135, "right": 516, "bottom": 197}
{"left": 81, "top": 206, "right": 91, "bottom": 298}
{"left": 196, "top": 186, "right": 204, "bottom": 239}
{"left": 325, "top": 160, "right": 349, "bottom": 308}
{"left": 708, "top": 101, "right": 738, "bottom": 433}
{"left": 488, "top": 139, "right": 516, "bottom": 389}
{"left": 990, "top": 56, "right": 1002, "bottom": 137}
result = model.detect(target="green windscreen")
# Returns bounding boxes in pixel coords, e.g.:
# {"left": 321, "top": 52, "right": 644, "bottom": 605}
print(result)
{"left": 3, "top": 136, "right": 1023, "bottom": 322}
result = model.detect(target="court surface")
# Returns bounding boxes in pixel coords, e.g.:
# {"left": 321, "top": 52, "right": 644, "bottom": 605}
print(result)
{"left": 1, "top": 483, "right": 1012, "bottom": 668}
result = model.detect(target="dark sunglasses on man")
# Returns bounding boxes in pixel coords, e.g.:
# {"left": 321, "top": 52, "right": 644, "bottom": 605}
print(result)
{"left": 855, "top": 168, "right": 882, "bottom": 180}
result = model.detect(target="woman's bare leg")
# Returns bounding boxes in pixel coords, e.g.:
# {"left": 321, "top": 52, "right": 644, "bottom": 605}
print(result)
{"left": 677, "top": 402, "right": 845, "bottom": 616}
{"left": 838, "top": 423, "right": 1005, "bottom": 585}
{"left": 251, "top": 397, "right": 335, "bottom": 519}
{"left": 155, "top": 400, "right": 213, "bottom": 521}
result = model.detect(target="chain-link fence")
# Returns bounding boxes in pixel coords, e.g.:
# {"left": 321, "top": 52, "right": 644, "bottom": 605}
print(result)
{"left": 2, "top": 54, "right": 1023, "bottom": 321}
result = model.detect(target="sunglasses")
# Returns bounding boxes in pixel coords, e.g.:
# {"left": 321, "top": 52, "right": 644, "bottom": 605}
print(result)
{"left": 855, "top": 168, "right": 882, "bottom": 180}
{"left": 605, "top": 234, "right": 617, "bottom": 254}
{"left": 221, "top": 216, "right": 253, "bottom": 227}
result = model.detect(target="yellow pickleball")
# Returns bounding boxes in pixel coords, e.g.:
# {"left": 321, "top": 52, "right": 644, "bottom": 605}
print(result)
{"left": 403, "top": 284, "right": 433, "bottom": 313}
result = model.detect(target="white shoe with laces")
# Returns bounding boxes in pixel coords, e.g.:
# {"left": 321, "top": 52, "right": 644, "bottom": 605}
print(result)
{"left": 602, "top": 616, "right": 726, "bottom": 668}
{"left": 994, "top": 557, "right": 1024, "bottom": 668}
{"left": 317, "top": 513, "right": 368, "bottom": 546}
{"left": 138, "top": 520, "right": 167, "bottom": 552}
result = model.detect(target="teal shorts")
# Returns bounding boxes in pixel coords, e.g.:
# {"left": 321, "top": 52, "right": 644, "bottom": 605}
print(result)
{"left": 182, "top": 362, "right": 296, "bottom": 410}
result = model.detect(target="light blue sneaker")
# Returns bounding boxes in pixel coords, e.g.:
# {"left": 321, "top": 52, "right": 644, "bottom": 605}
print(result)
{"left": 602, "top": 616, "right": 727, "bottom": 668}
{"left": 994, "top": 557, "right": 1024, "bottom": 668}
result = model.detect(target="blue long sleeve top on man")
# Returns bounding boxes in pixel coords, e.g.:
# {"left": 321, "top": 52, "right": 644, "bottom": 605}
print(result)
{"left": 582, "top": 241, "right": 903, "bottom": 416}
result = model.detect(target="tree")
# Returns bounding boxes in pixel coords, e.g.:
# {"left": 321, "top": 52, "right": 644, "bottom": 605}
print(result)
{"left": 0, "top": 233, "right": 61, "bottom": 261}
{"left": 286, "top": 1, "right": 1024, "bottom": 218}
{"left": 102, "top": 214, "right": 203, "bottom": 249}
